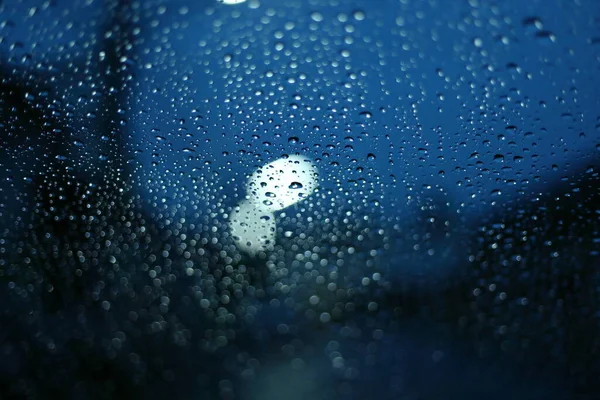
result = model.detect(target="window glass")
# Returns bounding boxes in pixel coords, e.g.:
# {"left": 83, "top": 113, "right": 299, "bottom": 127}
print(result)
{"left": 1, "top": 0, "right": 599, "bottom": 398}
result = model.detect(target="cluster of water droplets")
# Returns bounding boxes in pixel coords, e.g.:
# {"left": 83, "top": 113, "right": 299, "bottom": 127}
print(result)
{"left": 229, "top": 154, "right": 319, "bottom": 255}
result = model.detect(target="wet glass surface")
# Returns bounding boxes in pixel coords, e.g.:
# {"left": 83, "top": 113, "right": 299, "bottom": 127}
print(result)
{"left": 1, "top": 0, "right": 599, "bottom": 398}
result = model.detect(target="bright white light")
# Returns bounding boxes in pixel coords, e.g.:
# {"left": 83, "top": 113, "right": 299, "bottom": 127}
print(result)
{"left": 217, "top": 0, "right": 247, "bottom": 5}
{"left": 245, "top": 155, "right": 319, "bottom": 212}
{"left": 229, "top": 155, "right": 319, "bottom": 255}
{"left": 228, "top": 200, "right": 276, "bottom": 255}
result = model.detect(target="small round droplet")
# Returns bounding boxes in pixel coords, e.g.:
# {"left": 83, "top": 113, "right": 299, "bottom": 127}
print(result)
{"left": 353, "top": 10, "right": 365, "bottom": 21}
{"left": 359, "top": 111, "right": 372, "bottom": 120}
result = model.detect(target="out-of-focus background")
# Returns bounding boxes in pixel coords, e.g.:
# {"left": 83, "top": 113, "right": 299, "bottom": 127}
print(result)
{"left": 1, "top": 0, "right": 599, "bottom": 398}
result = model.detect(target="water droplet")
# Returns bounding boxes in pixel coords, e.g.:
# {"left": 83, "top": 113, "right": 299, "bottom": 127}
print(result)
{"left": 353, "top": 10, "right": 365, "bottom": 21}
{"left": 522, "top": 17, "right": 543, "bottom": 32}
{"left": 535, "top": 31, "right": 556, "bottom": 44}
{"left": 359, "top": 111, "right": 372, "bottom": 120}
